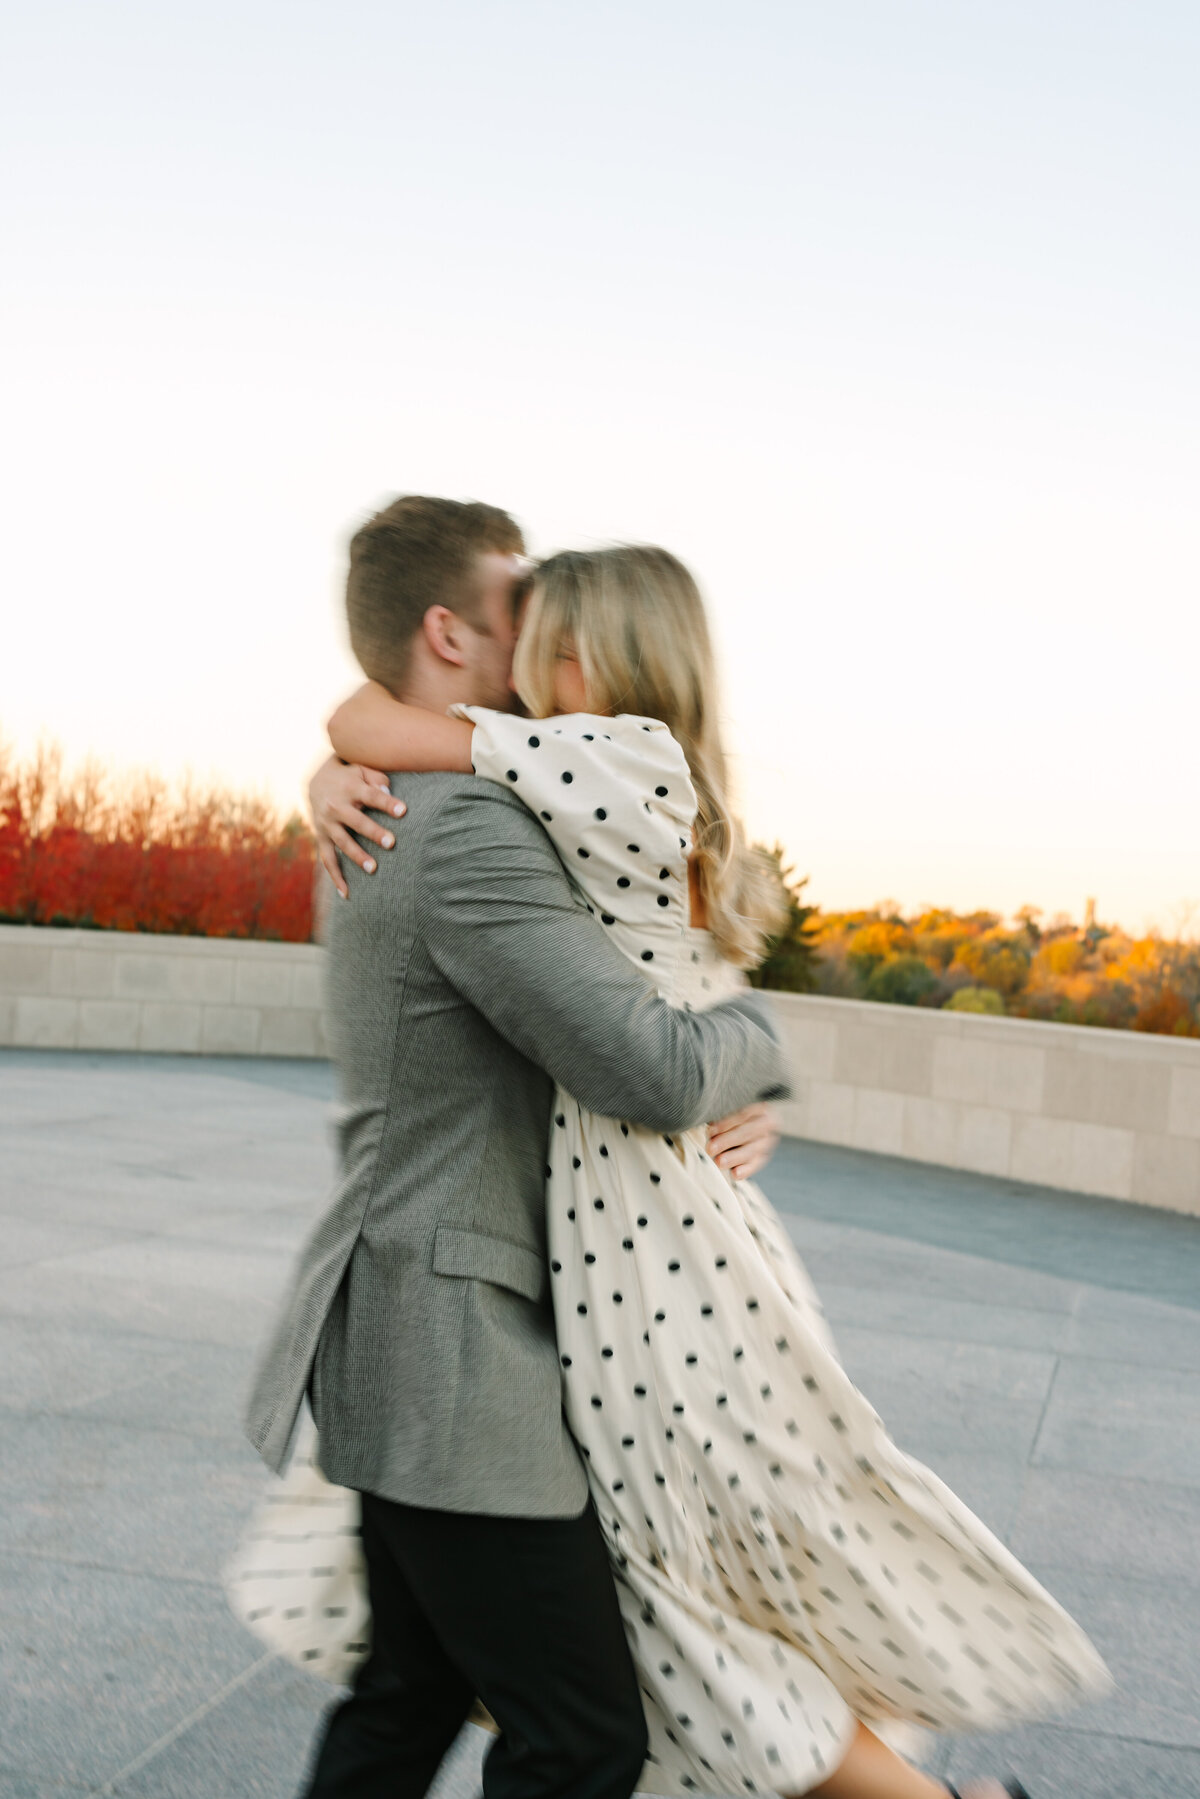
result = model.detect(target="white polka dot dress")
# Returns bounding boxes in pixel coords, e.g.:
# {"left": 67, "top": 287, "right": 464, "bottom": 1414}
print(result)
{"left": 456, "top": 709, "right": 1111, "bottom": 1796}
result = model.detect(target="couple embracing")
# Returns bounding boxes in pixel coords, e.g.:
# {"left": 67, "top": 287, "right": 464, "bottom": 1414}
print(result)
{"left": 240, "top": 496, "right": 1107, "bottom": 1799}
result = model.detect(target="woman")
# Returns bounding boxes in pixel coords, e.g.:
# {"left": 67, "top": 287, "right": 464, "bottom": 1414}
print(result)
{"left": 305, "top": 545, "right": 1109, "bottom": 1799}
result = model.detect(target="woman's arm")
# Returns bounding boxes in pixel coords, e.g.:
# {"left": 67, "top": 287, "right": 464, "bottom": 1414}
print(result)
{"left": 327, "top": 682, "right": 475, "bottom": 773}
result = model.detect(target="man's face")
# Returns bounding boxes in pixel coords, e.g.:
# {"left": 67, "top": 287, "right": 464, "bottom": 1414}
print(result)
{"left": 459, "top": 551, "right": 528, "bottom": 711}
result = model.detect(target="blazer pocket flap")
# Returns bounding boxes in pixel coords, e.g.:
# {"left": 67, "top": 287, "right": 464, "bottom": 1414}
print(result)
{"left": 432, "top": 1224, "right": 546, "bottom": 1304}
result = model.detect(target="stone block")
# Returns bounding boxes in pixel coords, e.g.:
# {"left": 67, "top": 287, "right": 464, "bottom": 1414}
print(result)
{"left": 832, "top": 1021, "right": 885, "bottom": 1088}
{"left": 259, "top": 1007, "right": 322, "bottom": 1057}
{"left": 1131, "top": 1132, "right": 1200, "bottom": 1215}
{"left": 200, "top": 1005, "right": 262, "bottom": 1056}
{"left": 945, "top": 1719, "right": 1199, "bottom": 1799}
{"left": 1067, "top": 1120, "right": 1134, "bottom": 1200}
{"left": 879, "top": 1026, "right": 933, "bottom": 1096}
{"left": 167, "top": 954, "right": 235, "bottom": 1004}
{"left": 114, "top": 954, "right": 174, "bottom": 1000}
{"left": 1169, "top": 1065, "right": 1200, "bottom": 1139}
{"left": 956, "top": 1104, "right": 1011, "bottom": 1177}
{"left": 804, "top": 1079, "right": 856, "bottom": 1145}
{"left": 777, "top": 1014, "right": 838, "bottom": 1081}
{"left": 13, "top": 996, "right": 78, "bottom": 1048}
{"left": 932, "top": 1035, "right": 1043, "bottom": 1113}
{"left": 1033, "top": 1355, "right": 1200, "bottom": 1486}
{"left": 0, "top": 941, "right": 52, "bottom": 994}
{"left": 0, "top": 1548, "right": 261, "bottom": 1790}
{"left": 852, "top": 1086, "right": 904, "bottom": 1155}
{"left": 290, "top": 959, "right": 325, "bottom": 1012}
{"left": 78, "top": 1001, "right": 141, "bottom": 1052}
{"left": 900, "top": 1094, "right": 958, "bottom": 1166}
{"left": 1008, "top": 1466, "right": 1200, "bottom": 1583}
{"left": 49, "top": 947, "right": 116, "bottom": 998}
{"left": 1010, "top": 1114, "right": 1074, "bottom": 1189}
{"left": 1043, "top": 1045, "right": 1171, "bottom": 1134}
{"left": 138, "top": 1003, "right": 202, "bottom": 1053}
{"left": 233, "top": 956, "right": 294, "bottom": 1008}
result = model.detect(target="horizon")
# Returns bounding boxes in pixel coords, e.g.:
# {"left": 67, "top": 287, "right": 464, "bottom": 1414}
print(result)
{"left": 3, "top": 1, "right": 1197, "bottom": 937}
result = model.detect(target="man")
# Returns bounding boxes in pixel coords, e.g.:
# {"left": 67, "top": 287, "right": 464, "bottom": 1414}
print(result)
{"left": 246, "top": 496, "right": 789, "bottom": 1799}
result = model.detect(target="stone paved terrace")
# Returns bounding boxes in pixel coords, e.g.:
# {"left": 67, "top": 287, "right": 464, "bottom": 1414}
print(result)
{"left": 1, "top": 1048, "right": 1198, "bottom": 1799}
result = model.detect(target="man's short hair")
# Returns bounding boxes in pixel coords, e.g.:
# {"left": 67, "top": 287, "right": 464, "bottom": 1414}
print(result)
{"left": 346, "top": 495, "right": 525, "bottom": 692}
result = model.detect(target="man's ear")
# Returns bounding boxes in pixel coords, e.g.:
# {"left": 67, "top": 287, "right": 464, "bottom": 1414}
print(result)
{"left": 422, "top": 605, "right": 468, "bottom": 668}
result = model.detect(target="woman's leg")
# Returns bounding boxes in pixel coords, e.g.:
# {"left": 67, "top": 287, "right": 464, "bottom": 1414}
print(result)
{"left": 801, "top": 1722, "right": 1007, "bottom": 1799}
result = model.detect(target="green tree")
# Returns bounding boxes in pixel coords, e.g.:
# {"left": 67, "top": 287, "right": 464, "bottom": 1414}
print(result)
{"left": 749, "top": 846, "right": 821, "bottom": 993}
{"left": 865, "top": 955, "right": 937, "bottom": 1006}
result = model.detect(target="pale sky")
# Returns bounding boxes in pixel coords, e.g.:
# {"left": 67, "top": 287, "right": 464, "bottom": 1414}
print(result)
{"left": 3, "top": 1, "right": 1197, "bottom": 934}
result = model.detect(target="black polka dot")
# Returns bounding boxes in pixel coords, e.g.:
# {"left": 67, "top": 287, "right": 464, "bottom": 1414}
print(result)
{"left": 555, "top": 1113, "right": 565, "bottom": 1127}
{"left": 540, "top": 810, "right": 552, "bottom": 821}
{"left": 528, "top": 735, "right": 540, "bottom": 747}
{"left": 601, "top": 1346, "right": 614, "bottom": 1358}
{"left": 628, "top": 843, "right": 640, "bottom": 853}
{"left": 561, "top": 771, "right": 573, "bottom": 783}
{"left": 599, "top": 1144, "right": 608, "bottom": 1156}
{"left": 617, "top": 876, "right": 631, "bottom": 888}
{"left": 613, "top": 1291, "right": 623, "bottom": 1303}
{"left": 594, "top": 807, "right": 607, "bottom": 820}
{"left": 561, "top": 1354, "right": 571, "bottom": 1367}
{"left": 641, "top": 950, "right": 654, "bottom": 962}
{"left": 577, "top": 846, "right": 590, "bottom": 858}
{"left": 591, "top": 1396, "right": 602, "bottom": 1408}
{"left": 584, "top": 1252, "right": 596, "bottom": 1264}
{"left": 650, "top": 1173, "right": 661, "bottom": 1184}
{"left": 682, "top": 1216, "right": 694, "bottom": 1227}
{"left": 601, "top": 913, "right": 615, "bottom": 924}
{"left": 655, "top": 785, "right": 668, "bottom": 796}
{"left": 660, "top": 867, "right": 670, "bottom": 878}
{"left": 550, "top": 1260, "right": 561, "bottom": 1273}
{"left": 593, "top": 1197, "right": 604, "bottom": 1210}
{"left": 637, "top": 1215, "right": 648, "bottom": 1227}
{"left": 668, "top": 1261, "right": 681, "bottom": 1273}
{"left": 622, "top": 1238, "right": 634, "bottom": 1250}
{"left": 572, "top": 1156, "right": 581, "bottom": 1169}
{"left": 577, "top": 1302, "right": 587, "bottom": 1314}
{"left": 506, "top": 769, "right": 518, "bottom": 782}
{"left": 657, "top": 894, "right": 670, "bottom": 907}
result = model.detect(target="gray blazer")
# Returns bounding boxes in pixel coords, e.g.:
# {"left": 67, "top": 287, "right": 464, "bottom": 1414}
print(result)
{"left": 245, "top": 772, "right": 789, "bottom": 1518}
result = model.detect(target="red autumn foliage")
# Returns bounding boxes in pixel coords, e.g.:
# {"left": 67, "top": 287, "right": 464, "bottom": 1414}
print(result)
{"left": 0, "top": 741, "right": 315, "bottom": 942}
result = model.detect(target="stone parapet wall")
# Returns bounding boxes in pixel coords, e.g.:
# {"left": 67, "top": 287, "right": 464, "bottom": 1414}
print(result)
{"left": 0, "top": 924, "right": 325, "bottom": 1058}
{"left": 3, "top": 925, "right": 1198, "bottom": 1214}
{"left": 768, "top": 991, "right": 1200, "bottom": 1216}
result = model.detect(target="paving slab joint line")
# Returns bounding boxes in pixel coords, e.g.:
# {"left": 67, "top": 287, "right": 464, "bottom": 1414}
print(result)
{"left": 1023, "top": 1350, "right": 1063, "bottom": 1470}
{"left": 87, "top": 1649, "right": 279, "bottom": 1796}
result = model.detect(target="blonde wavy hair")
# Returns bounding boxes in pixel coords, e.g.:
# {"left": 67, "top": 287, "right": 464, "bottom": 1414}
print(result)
{"left": 511, "top": 544, "right": 786, "bottom": 969}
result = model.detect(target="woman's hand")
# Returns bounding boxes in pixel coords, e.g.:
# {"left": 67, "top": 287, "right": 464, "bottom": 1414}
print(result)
{"left": 308, "top": 755, "right": 407, "bottom": 900}
{"left": 705, "top": 1102, "right": 780, "bottom": 1182}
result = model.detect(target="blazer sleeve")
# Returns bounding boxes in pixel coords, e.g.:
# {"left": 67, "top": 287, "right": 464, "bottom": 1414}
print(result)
{"left": 418, "top": 782, "right": 789, "bottom": 1132}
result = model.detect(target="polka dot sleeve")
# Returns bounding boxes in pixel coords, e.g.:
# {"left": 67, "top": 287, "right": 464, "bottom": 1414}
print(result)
{"left": 449, "top": 708, "right": 698, "bottom": 951}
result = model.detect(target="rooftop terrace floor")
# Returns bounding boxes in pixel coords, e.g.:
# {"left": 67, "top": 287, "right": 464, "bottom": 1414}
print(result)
{"left": 1, "top": 1049, "right": 1198, "bottom": 1799}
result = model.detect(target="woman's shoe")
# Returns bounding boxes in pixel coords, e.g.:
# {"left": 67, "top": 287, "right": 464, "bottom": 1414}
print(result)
{"left": 945, "top": 1783, "right": 1031, "bottom": 1799}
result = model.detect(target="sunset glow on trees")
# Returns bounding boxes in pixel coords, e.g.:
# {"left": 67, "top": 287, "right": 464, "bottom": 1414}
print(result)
{"left": 0, "top": 742, "right": 314, "bottom": 942}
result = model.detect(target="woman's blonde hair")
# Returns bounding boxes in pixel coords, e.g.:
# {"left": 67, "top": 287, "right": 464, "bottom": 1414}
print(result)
{"left": 512, "top": 544, "right": 786, "bottom": 968}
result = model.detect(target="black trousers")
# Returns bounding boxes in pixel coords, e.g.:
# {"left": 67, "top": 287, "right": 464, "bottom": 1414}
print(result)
{"left": 302, "top": 1491, "right": 648, "bottom": 1799}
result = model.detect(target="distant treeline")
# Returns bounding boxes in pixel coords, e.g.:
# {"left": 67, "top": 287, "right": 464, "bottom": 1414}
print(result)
{"left": 0, "top": 741, "right": 314, "bottom": 942}
{"left": 4, "top": 744, "right": 1195, "bottom": 1036}
{"left": 751, "top": 850, "right": 1199, "bottom": 1038}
